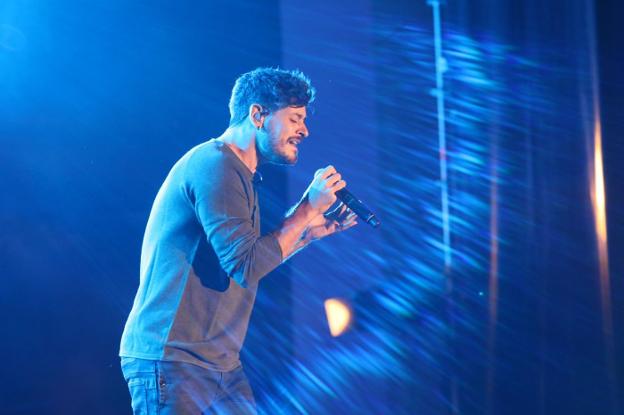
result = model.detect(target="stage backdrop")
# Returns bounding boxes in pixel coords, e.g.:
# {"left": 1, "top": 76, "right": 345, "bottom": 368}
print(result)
{"left": 276, "top": 0, "right": 623, "bottom": 414}
{"left": 0, "top": 1, "right": 289, "bottom": 413}
{"left": 1, "top": 1, "right": 622, "bottom": 414}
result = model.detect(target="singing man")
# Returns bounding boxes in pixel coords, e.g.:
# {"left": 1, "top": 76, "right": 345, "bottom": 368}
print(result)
{"left": 119, "top": 67, "right": 357, "bottom": 414}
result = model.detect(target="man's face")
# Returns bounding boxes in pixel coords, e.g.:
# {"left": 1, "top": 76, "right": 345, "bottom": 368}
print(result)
{"left": 257, "top": 106, "right": 309, "bottom": 165}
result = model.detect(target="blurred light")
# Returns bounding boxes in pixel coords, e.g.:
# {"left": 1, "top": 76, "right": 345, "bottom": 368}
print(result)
{"left": 592, "top": 116, "right": 608, "bottom": 255}
{"left": 589, "top": 75, "right": 619, "bottom": 415}
{"left": 591, "top": 113, "right": 614, "bottom": 337}
{"left": 430, "top": 0, "right": 452, "bottom": 270}
{"left": 486, "top": 145, "right": 500, "bottom": 415}
{"left": 587, "top": 1, "right": 618, "bottom": 409}
{"left": 324, "top": 298, "right": 352, "bottom": 337}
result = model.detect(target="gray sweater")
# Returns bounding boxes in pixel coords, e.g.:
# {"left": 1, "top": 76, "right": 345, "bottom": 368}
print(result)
{"left": 120, "top": 139, "right": 283, "bottom": 371}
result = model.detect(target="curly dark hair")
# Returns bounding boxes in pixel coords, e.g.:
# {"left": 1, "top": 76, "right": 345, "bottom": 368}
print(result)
{"left": 228, "top": 67, "right": 316, "bottom": 126}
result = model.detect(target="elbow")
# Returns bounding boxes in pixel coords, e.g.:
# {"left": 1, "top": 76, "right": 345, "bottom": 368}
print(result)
{"left": 224, "top": 247, "right": 263, "bottom": 289}
{"left": 218, "top": 235, "right": 282, "bottom": 289}
{"left": 227, "top": 258, "right": 259, "bottom": 289}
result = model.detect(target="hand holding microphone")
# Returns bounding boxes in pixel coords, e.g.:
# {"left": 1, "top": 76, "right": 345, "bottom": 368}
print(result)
{"left": 306, "top": 165, "right": 345, "bottom": 213}
{"left": 306, "top": 165, "right": 380, "bottom": 228}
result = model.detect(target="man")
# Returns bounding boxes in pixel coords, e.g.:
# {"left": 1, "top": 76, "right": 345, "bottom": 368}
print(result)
{"left": 119, "top": 67, "right": 357, "bottom": 414}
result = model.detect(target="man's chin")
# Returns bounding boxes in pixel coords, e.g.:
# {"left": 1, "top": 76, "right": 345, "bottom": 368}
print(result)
{"left": 278, "top": 157, "right": 297, "bottom": 166}
{"left": 262, "top": 147, "right": 299, "bottom": 166}
{"left": 274, "top": 152, "right": 298, "bottom": 166}
{"left": 262, "top": 147, "right": 298, "bottom": 166}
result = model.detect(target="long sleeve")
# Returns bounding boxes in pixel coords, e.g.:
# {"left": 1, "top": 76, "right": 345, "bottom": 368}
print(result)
{"left": 187, "top": 153, "right": 283, "bottom": 288}
{"left": 121, "top": 140, "right": 282, "bottom": 371}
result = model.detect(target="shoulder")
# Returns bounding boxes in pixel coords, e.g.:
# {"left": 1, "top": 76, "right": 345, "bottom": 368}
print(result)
{"left": 175, "top": 140, "right": 236, "bottom": 179}
{"left": 176, "top": 140, "right": 249, "bottom": 193}
{"left": 181, "top": 140, "right": 226, "bottom": 168}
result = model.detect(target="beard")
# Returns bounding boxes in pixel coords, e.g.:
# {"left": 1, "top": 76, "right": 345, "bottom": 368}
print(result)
{"left": 258, "top": 134, "right": 298, "bottom": 166}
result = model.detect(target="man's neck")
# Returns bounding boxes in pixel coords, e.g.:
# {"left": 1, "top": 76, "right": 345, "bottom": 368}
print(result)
{"left": 216, "top": 126, "right": 259, "bottom": 174}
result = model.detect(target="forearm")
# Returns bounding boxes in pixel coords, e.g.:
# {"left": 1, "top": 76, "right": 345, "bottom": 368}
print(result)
{"left": 273, "top": 196, "right": 319, "bottom": 260}
{"left": 220, "top": 233, "right": 284, "bottom": 287}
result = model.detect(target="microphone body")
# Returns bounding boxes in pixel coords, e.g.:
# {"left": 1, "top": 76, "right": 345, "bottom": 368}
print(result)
{"left": 335, "top": 188, "right": 380, "bottom": 228}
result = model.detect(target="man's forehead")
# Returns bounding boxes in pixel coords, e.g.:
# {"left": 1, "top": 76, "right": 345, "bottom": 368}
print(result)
{"left": 284, "top": 106, "right": 307, "bottom": 118}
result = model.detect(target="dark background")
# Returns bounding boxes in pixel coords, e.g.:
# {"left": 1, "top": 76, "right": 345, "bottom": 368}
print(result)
{"left": 1, "top": 1, "right": 622, "bottom": 413}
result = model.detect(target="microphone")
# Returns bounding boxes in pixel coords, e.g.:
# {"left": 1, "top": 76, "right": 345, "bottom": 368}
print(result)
{"left": 335, "top": 188, "right": 380, "bottom": 228}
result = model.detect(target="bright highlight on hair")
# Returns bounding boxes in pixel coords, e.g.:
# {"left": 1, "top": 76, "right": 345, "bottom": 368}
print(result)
{"left": 324, "top": 298, "right": 352, "bottom": 337}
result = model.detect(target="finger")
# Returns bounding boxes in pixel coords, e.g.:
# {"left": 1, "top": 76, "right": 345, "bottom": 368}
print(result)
{"left": 346, "top": 221, "right": 358, "bottom": 230}
{"left": 324, "top": 173, "right": 342, "bottom": 188}
{"left": 337, "top": 220, "right": 358, "bottom": 232}
{"left": 336, "top": 206, "right": 351, "bottom": 221}
{"left": 329, "top": 179, "right": 347, "bottom": 193}
{"left": 327, "top": 202, "right": 346, "bottom": 219}
{"left": 343, "top": 212, "right": 357, "bottom": 223}
{"left": 331, "top": 220, "right": 341, "bottom": 231}
{"left": 319, "top": 165, "right": 337, "bottom": 179}
{"left": 340, "top": 215, "right": 357, "bottom": 228}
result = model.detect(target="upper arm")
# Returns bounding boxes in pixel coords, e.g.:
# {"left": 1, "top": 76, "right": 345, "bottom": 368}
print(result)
{"left": 185, "top": 155, "right": 281, "bottom": 287}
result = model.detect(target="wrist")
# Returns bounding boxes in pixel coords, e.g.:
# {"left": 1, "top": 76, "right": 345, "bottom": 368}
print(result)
{"left": 297, "top": 196, "right": 322, "bottom": 223}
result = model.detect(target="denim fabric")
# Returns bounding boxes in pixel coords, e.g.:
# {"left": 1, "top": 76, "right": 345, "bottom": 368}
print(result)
{"left": 121, "top": 357, "right": 257, "bottom": 414}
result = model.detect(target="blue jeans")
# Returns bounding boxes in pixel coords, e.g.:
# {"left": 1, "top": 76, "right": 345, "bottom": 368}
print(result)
{"left": 120, "top": 357, "right": 257, "bottom": 414}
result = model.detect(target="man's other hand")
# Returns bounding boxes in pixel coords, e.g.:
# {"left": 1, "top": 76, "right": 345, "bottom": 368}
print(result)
{"left": 303, "top": 202, "right": 358, "bottom": 242}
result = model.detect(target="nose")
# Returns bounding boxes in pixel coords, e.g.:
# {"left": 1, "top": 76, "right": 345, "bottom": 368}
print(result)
{"left": 298, "top": 124, "right": 309, "bottom": 138}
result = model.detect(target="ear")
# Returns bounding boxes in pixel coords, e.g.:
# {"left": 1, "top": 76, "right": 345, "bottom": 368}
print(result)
{"left": 249, "top": 104, "right": 265, "bottom": 129}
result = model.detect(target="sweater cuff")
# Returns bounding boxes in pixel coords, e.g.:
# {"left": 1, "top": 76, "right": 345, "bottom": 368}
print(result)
{"left": 250, "top": 233, "right": 283, "bottom": 285}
